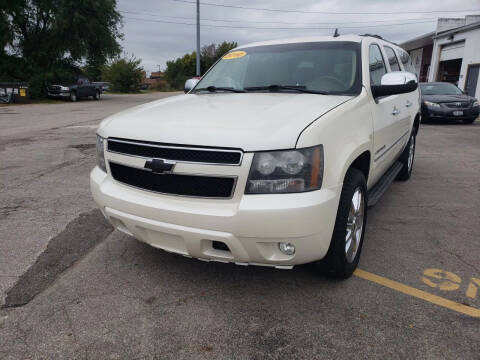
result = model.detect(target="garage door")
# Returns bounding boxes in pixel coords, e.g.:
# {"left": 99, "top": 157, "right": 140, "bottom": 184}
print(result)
{"left": 440, "top": 42, "right": 465, "bottom": 61}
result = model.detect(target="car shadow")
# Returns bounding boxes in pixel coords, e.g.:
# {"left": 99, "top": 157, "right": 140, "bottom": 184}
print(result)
{"left": 422, "top": 118, "right": 478, "bottom": 125}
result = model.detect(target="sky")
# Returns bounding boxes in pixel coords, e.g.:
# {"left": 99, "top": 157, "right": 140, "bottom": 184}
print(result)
{"left": 117, "top": 0, "right": 480, "bottom": 74}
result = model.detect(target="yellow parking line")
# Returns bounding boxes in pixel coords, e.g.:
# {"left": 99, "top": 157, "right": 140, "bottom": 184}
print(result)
{"left": 354, "top": 269, "right": 480, "bottom": 318}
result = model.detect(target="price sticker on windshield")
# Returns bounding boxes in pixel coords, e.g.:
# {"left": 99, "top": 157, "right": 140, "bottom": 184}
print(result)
{"left": 223, "top": 51, "right": 247, "bottom": 60}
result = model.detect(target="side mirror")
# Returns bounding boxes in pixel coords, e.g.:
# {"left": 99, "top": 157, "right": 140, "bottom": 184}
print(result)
{"left": 184, "top": 78, "right": 200, "bottom": 93}
{"left": 371, "top": 71, "right": 418, "bottom": 98}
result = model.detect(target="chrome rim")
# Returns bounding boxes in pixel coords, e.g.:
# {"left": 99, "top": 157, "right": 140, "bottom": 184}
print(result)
{"left": 345, "top": 188, "right": 364, "bottom": 263}
{"left": 407, "top": 135, "right": 415, "bottom": 172}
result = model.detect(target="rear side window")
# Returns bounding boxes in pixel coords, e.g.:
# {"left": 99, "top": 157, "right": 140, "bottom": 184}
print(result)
{"left": 399, "top": 50, "right": 417, "bottom": 75}
{"left": 369, "top": 44, "right": 387, "bottom": 86}
{"left": 384, "top": 46, "right": 401, "bottom": 72}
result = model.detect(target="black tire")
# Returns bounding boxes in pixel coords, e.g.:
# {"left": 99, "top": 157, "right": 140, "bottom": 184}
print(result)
{"left": 462, "top": 117, "right": 476, "bottom": 124}
{"left": 318, "top": 168, "right": 367, "bottom": 279}
{"left": 69, "top": 91, "right": 77, "bottom": 102}
{"left": 94, "top": 90, "right": 100, "bottom": 100}
{"left": 396, "top": 131, "right": 416, "bottom": 181}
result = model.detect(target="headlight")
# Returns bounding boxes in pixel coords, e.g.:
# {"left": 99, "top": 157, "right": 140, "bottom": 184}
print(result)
{"left": 246, "top": 145, "right": 323, "bottom": 194}
{"left": 96, "top": 135, "right": 107, "bottom": 172}
{"left": 473, "top": 100, "right": 479, "bottom": 107}
{"left": 424, "top": 100, "right": 440, "bottom": 108}
{"left": 60, "top": 86, "right": 70, "bottom": 91}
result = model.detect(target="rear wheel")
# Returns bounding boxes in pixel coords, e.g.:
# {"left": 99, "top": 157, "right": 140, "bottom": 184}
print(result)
{"left": 94, "top": 90, "right": 100, "bottom": 100}
{"left": 396, "top": 131, "right": 415, "bottom": 181}
{"left": 318, "top": 168, "right": 367, "bottom": 279}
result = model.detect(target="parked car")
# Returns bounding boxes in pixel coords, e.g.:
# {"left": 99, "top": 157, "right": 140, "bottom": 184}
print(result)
{"left": 420, "top": 82, "right": 479, "bottom": 124}
{"left": 48, "top": 77, "right": 101, "bottom": 102}
{"left": 91, "top": 35, "right": 420, "bottom": 278}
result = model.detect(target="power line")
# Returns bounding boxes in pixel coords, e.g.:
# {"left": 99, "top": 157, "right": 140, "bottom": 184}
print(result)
{"left": 119, "top": 10, "right": 437, "bottom": 26}
{"left": 124, "top": 16, "right": 436, "bottom": 30}
{"left": 169, "top": 0, "right": 480, "bottom": 15}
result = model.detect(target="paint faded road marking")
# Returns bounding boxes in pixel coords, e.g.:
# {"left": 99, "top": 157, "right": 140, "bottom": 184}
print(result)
{"left": 422, "top": 268, "right": 462, "bottom": 291}
{"left": 466, "top": 278, "right": 480, "bottom": 299}
{"left": 354, "top": 269, "right": 480, "bottom": 318}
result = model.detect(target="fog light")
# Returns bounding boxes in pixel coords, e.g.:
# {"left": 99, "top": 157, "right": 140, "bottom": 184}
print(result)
{"left": 278, "top": 242, "right": 295, "bottom": 255}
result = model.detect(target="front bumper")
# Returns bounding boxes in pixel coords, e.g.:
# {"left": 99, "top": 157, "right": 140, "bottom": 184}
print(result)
{"left": 423, "top": 105, "right": 479, "bottom": 121}
{"left": 47, "top": 91, "right": 70, "bottom": 98}
{"left": 90, "top": 166, "right": 341, "bottom": 268}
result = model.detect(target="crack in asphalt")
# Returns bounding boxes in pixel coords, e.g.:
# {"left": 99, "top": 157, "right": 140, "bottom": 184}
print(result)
{"left": 1, "top": 209, "right": 113, "bottom": 309}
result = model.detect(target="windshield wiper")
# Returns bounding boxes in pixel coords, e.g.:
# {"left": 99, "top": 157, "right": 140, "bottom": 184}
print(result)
{"left": 244, "top": 84, "right": 328, "bottom": 95}
{"left": 194, "top": 86, "right": 246, "bottom": 93}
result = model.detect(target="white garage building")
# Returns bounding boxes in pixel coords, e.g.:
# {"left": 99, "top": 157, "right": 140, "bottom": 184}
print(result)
{"left": 401, "top": 15, "right": 480, "bottom": 97}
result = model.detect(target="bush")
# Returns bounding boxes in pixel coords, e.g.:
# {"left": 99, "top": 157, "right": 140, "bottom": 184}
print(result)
{"left": 101, "top": 55, "right": 144, "bottom": 93}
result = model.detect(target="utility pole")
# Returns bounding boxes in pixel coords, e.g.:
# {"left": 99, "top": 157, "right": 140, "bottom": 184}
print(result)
{"left": 196, "top": 0, "right": 201, "bottom": 76}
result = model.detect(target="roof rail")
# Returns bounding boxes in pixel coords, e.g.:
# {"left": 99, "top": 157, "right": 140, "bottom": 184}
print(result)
{"left": 360, "top": 33, "right": 383, "bottom": 40}
{"left": 360, "top": 33, "right": 398, "bottom": 46}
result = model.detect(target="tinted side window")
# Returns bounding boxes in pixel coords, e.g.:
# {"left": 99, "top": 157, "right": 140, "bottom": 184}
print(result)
{"left": 384, "top": 46, "right": 401, "bottom": 72}
{"left": 369, "top": 44, "right": 387, "bottom": 86}
{"left": 399, "top": 50, "right": 416, "bottom": 75}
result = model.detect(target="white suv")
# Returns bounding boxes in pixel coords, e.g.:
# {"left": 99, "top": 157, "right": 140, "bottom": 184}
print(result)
{"left": 91, "top": 35, "right": 420, "bottom": 278}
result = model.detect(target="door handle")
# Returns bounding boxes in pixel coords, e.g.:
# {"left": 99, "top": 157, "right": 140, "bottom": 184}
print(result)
{"left": 405, "top": 100, "right": 412, "bottom": 107}
{"left": 392, "top": 107, "right": 400, "bottom": 116}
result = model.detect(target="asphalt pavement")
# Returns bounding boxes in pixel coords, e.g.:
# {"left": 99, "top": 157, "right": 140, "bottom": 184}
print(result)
{"left": 0, "top": 94, "right": 478, "bottom": 359}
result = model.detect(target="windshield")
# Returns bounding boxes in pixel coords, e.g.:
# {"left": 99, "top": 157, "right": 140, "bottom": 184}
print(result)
{"left": 194, "top": 41, "right": 362, "bottom": 95}
{"left": 420, "top": 83, "right": 463, "bottom": 96}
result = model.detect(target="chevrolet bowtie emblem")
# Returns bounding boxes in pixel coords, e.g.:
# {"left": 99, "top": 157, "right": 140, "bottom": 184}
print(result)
{"left": 144, "top": 158, "right": 176, "bottom": 174}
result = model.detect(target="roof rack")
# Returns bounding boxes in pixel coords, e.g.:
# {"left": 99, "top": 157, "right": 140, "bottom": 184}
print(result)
{"left": 360, "top": 33, "right": 398, "bottom": 46}
{"left": 360, "top": 33, "right": 383, "bottom": 39}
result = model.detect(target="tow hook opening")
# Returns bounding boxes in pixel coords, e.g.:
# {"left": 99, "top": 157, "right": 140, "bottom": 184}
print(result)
{"left": 212, "top": 241, "right": 230, "bottom": 252}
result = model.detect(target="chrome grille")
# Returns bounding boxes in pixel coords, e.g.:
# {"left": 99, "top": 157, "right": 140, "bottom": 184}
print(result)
{"left": 444, "top": 102, "right": 470, "bottom": 108}
{"left": 107, "top": 138, "right": 243, "bottom": 165}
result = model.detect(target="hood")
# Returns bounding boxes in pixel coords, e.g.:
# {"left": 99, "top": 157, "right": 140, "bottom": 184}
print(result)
{"left": 98, "top": 93, "right": 352, "bottom": 151}
{"left": 422, "top": 94, "right": 474, "bottom": 103}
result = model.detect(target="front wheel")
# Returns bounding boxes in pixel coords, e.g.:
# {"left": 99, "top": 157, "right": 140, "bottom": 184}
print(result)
{"left": 318, "top": 168, "right": 367, "bottom": 279}
{"left": 94, "top": 90, "right": 100, "bottom": 100}
{"left": 396, "top": 131, "right": 416, "bottom": 181}
{"left": 69, "top": 91, "right": 77, "bottom": 102}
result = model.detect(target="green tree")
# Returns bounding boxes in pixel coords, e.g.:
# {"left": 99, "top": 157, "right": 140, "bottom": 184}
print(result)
{"left": 0, "top": 0, "right": 122, "bottom": 98}
{"left": 164, "top": 52, "right": 197, "bottom": 90}
{"left": 164, "top": 41, "right": 237, "bottom": 90}
{"left": 101, "top": 55, "right": 144, "bottom": 93}
{"left": 203, "top": 41, "right": 237, "bottom": 70}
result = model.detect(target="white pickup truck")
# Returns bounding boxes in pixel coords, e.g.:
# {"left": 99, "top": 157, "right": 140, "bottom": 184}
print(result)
{"left": 91, "top": 35, "right": 420, "bottom": 278}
